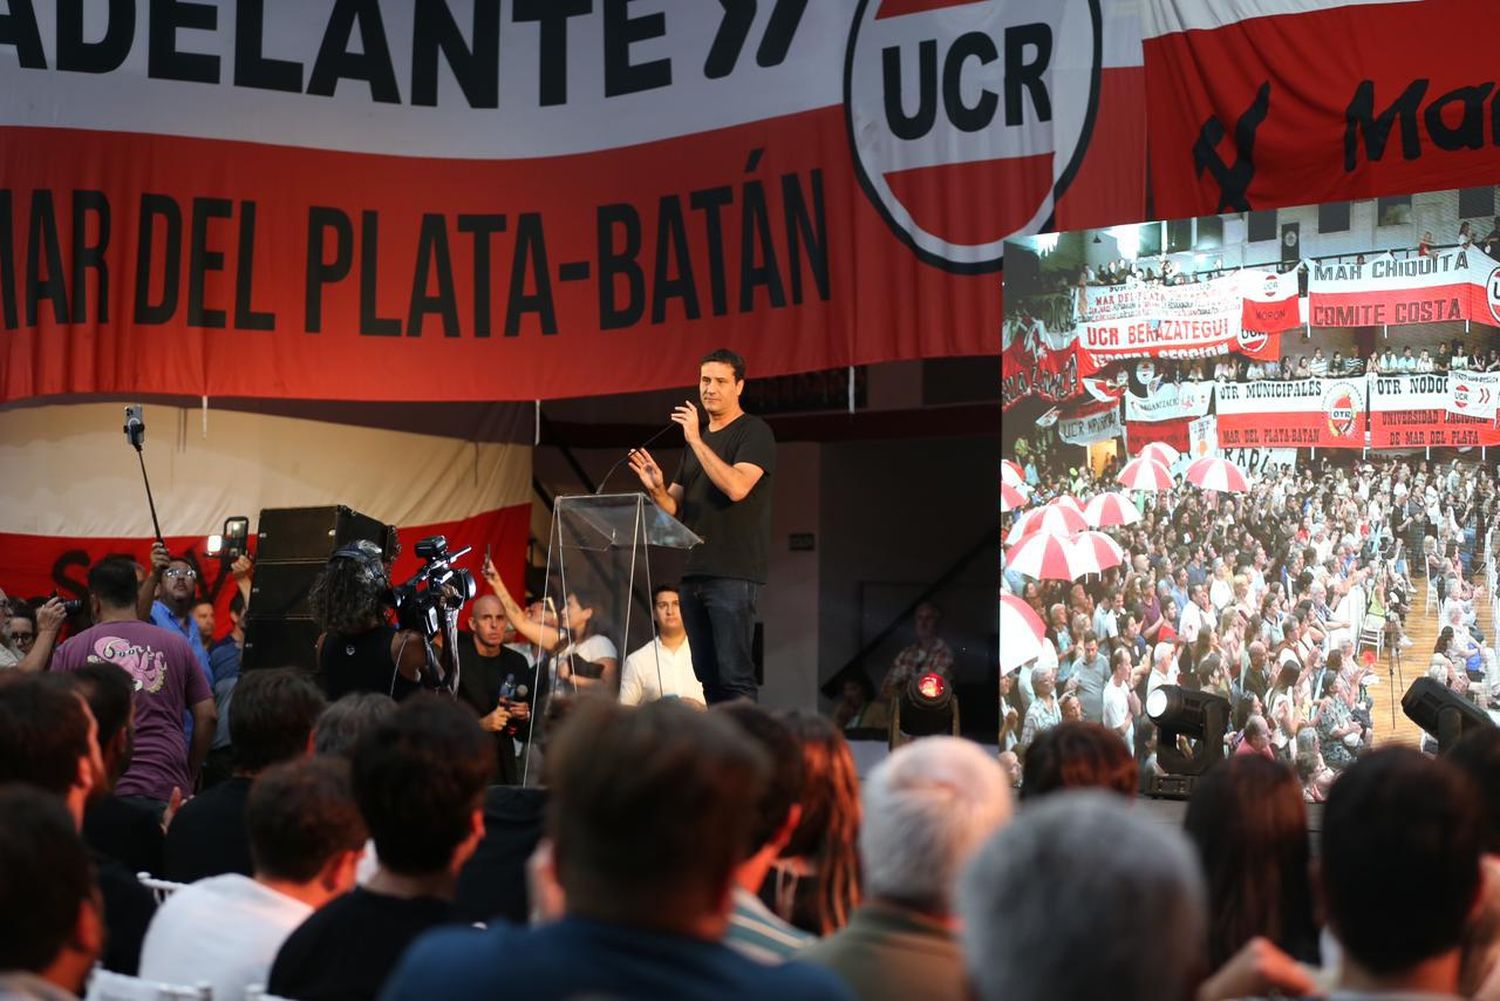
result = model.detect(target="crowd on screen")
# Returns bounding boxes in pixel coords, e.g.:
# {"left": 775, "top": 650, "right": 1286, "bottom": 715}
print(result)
{"left": 1003, "top": 443, "right": 1500, "bottom": 796}
{"left": 1151, "top": 341, "right": 1500, "bottom": 385}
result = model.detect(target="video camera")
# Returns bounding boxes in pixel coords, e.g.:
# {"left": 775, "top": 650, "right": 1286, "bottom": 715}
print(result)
{"left": 391, "top": 535, "right": 477, "bottom": 640}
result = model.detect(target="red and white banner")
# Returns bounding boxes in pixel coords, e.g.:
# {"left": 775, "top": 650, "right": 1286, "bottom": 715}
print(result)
{"left": 1215, "top": 377, "right": 1366, "bottom": 450}
{"left": 1447, "top": 369, "right": 1500, "bottom": 421}
{"left": 1058, "top": 398, "right": 1122, "bottom": 446}
{"left": 1125, "top": 415, "right": 1190, "bottom": 454}
{"left": 1002, "top": 322, "right": 1080, "bottom": 411}
{"left": 1308, "top": 249, "right": 1500, "bottom": 329}
{"left": 1240, "top": 268, "right": 1303, "bottom": 334}
{"left": 1143, "top": 0, "right": 1500, "bottom": 218}
{"left": 1122, "top": 380, "right": 1211, "bottom": 422}
{"left": 0, "top": 0, "right": 1150, "bottom": 405}
{"left": 1367, "top": 372, "right": 1496, "bottom": 449}
{"left": 0, "top": 402, "right": 531, "bottom": 637}
{"left": 1074, "top": 273, "right": 1281, "bottom": 370}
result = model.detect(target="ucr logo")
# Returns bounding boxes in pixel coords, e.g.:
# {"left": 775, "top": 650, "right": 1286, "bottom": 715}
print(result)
{"left": 844, "top": 0, "right": 1101, "bottom": 273}
{"left": 1487, "top": 267, "right": 1500, "bottom": 325}
{"left": 1455, "top": 383, "right": 1471, "bottom": 408}
{"left": 1262, "top": 274, "right": 1280, "bottom": 298}
{"left": 1237, "top": 328, "right": 1268, "bottom": 352}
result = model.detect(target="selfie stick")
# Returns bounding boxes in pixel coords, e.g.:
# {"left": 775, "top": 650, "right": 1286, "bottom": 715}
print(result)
{"left": 124, "top": 411, "right": 165, "bottom": 546}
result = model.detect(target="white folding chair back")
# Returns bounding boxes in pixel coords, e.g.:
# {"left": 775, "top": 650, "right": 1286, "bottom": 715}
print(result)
{"left": 1426, "top": 578, "right": 1440, "bottom": 616}
{"left": 136, "top": 873, "right": 187, "bottom": 905}
{"left": 245, "top": 987, "right": 294, "bottom": 1001}
{"left": 86, "top": 966, "right": 212, "bottom": 1001}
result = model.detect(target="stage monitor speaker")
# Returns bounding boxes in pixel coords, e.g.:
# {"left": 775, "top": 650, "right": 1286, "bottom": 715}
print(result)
{"left": 245, "top": 561, "right": 323, "bottom": 620}
{"left": 255, "top": 505, "right": 392, "bottom": 564}
{"left": 242, "top": 618, "right": 321, "bottom": 674}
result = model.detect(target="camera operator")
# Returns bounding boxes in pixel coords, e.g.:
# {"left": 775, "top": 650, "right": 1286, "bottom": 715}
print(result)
{"left": 308, "top": 541, "right": 431, "bottom": 702}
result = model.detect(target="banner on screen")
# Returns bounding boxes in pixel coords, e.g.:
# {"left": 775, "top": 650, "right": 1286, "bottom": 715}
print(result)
{"left": 1447, "top": 369, "right": 1500, "bottom": 420}
{"left": 1216, "top": 378, "right": 1366, "bottom": 449}
{"left": 1240, "top": 268, "right": 1303, "bottom": 333}
{"left": 1308, "top": 249, "right": 1500, "bottom": 328}
{"left": 0, "top": 1, "right": 1153, "bottom": 404}
{"left": 1002, "top": 324, "right": 1081, "bottom": 411}
{"left": 1368, "top": 373, "right": 1495, "bottom": 448}
{"left": 1222, "top": 447, "right": 1297, "bottom": 477}
{"left": 1124, "top": 381, "right": 1212, "bottom": 422}
{"left": 1143, "top": 0, "right": 1500, "bottom": 218}
{"left": 1188, "top": 414, "right": 1218, "bottom": 458}
{"left": 1075, "top": 273, "right": 1282, "bottom": 370}
{"left": 1058, "top": 401, "right": 1122, "bottom": 446}
{"left": 1125, "top": 415, "right": 1190, "bottom": 454}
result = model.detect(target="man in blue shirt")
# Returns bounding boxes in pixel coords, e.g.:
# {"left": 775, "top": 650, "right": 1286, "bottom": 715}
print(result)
{"left": 381, "top": 699, "right": 851, "bottom": 1001}
{"left": 147, "top": 552, "right": 212, "bottom": 688}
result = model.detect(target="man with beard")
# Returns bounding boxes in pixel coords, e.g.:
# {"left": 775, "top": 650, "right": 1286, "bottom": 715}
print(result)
{"left": 454, "top": 594, "right": 533, "bottom": 784}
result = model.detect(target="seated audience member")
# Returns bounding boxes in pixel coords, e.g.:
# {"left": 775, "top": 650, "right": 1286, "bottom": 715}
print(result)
{"left": 762, "top": 711, "right": 862, "bottom": 936}
{"left": 1315, "top": 748, "right": 1482, "bottom": 999}
{"left": 382, "top": 700, "right": 851, "bottom": 1000}
{"left": 619, "top": 584, "right": 704, "bottom": 706}
{"left": 0, "top": 675, "right": 155, "bottom": 975}
{"left": 1184, "top": 758, "right": 1319, "bottom": 974}
{"left": 311, "top": 692, "right": 397, "bottom": 758}
{"left": 452, "top": 781, "right": 549, "bottom": 928}
{"left": 1234, "top": 715, "right": 1276, "bottom": 759}
{"left": 1019, "top": 721, "right": 1136, "bottom": 801}
{"left": 1441, "top": 730, "right": 1500, "bottom": 999}
{"left": 166, "top": 668, "right": 327, "bottom": 882}
{"left": 0, "top": 786, "right": 103, "bottom": 1001}
{"left": 454, "top": 593, "right": 534, "bottom": 784}
{"left": 957, "top": 792, "right": 1206, "bottom": 1001}
{"left": 73, "top": 662, "right": 167, "bottom": 877}
{"left": 139, "top": 758, "right": 366, "bottom": 1000}
{"left": 879, "top": 603, "right": 955, "bottom": 700}
{"left": 268, "top": 695, "right": 492, "bottom": 1000}
{"left": 32, "top": 557, "right": 216, "bottom": 813}
{"left": 803, "top": 738, "right": 1010, "bottom": 1001}
{"left": 716, "top": 702, "right": 816, "bottom": 961}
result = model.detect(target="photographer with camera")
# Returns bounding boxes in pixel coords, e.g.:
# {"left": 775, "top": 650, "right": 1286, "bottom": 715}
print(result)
{"left": 308, "top": 541, "right": 433, "bottom": 702}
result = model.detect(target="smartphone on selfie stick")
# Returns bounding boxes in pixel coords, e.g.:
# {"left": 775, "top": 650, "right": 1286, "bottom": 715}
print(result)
{"left": 123, "top": 404, "right": 165, "bottom": 548}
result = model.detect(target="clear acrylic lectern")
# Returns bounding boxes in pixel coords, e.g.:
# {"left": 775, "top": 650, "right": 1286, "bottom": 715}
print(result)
{"left": 520, "top": 493, "right": 701, "bottom": 782}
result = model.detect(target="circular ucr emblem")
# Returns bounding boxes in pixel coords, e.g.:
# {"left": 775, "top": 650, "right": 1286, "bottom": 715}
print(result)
{"left": 1487, "top": 267, "right": 1500, "bottom": 324}
{"left": 844, "top": 0, "right": 1102, "bottom": 274}
{"left": 1455, "top": 383, "right": 1472, "bottom": 408}
{"left": 1237, "top": 328, "right": 1268, "bottom": 352}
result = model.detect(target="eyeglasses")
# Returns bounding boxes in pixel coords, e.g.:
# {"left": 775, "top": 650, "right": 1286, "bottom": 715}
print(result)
{"left": 11, "top": 632, "right": 34, "bottom": 647}
{"left": 164, "top": 568, "right": 197, "bottom": 580}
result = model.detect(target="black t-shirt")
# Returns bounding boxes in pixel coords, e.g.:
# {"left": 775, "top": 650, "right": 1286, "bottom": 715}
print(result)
{"left": 454, "top": 632, "right": 534, "bottom": 781}
{"left": 163, "top": 775, "right": 253, "bottom": 882}
{"left": 96, "top": 851, "right": 156, "bottom": 975}
{"left": 674, "top": 413, "right": 776, "bottom": 583}
{"left": 319, "top": 626, "right": 421, "bottom": 702}
{"left": 84, "top": 792, "right": 165, "bottom": 877}
{"left": 453, "top": 786, "right": 548, "bottom": 926}
{"left": 268, "top": 888, "right": 457, "bottom": 1001}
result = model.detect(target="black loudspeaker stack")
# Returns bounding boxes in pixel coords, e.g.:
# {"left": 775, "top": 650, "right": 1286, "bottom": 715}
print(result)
{"left": 241, "top": 506, "right": 392, "bottom": 673}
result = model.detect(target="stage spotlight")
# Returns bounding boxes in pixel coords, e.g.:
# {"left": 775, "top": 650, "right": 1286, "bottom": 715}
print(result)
{"left": 890, "top": 672, "right": 960, "bottom": 748}
{"left": 1402, "top": 676, "right": 1495, "bottom": 753}
{"left": 1144, "top": 685, "right": 1230, "bottom": 798}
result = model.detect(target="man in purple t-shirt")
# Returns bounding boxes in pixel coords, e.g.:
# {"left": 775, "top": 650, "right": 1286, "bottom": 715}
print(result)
{"left": 44, "top": 557, "right": 216, "bottom": 808}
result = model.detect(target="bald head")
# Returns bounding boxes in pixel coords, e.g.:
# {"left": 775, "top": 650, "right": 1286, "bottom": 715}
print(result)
{"left": 469, "top": 594, "right": 507, "bottom": 653}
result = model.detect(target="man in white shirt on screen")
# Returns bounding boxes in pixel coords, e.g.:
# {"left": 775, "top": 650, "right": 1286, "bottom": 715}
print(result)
{"left": 619, "top": 584, "right": 705, "bottom": 707}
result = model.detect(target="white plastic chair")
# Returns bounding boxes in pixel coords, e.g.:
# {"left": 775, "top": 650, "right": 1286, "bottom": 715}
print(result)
{"left": 135, "top": 873, "right": 187, "bottom": 905}
{"left": 86, "top": 966, "right": 211, "bottom": 1001}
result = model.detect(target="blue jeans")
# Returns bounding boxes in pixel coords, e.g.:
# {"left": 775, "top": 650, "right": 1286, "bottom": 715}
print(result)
{"left": 679, "top": 578, "right": 760, "bottom": 703}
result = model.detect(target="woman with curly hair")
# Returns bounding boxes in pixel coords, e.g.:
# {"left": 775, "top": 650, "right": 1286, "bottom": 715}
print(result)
{"left": 760, "top": 710, "right": 862, "bottom": 935}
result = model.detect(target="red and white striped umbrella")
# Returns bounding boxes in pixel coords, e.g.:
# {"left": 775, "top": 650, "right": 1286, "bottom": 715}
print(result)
{"left": 1067, "top": 531, "right": 1126, "bottom": 574}
{"left": 1004, "top": 502, "right": 1089, "bottom": 546}
{"left": 1185, "top": 456, "right": 1249, "bottom": 493}
{"left": 1117, "top": 456, "right": 1174, "bottom": 492}
{"left": 1004, "top": 531, "right": 1094, "bottom": 581}
{"left": 1000, "top": 594, "right": 1047, "bottom": 673}
{"left": 1001, "top": 480, "right": 1030, "bottom": 513}
{"left": 1084, "top": 491, "right": 1142, "bottom": 528}
{"left": 1001, "top": 460, "right": 1026, "bottom": 488}
{"left": 1137, "top": 441, "right": 1179, "bottom": 467}
{"left": 1051, "top": 495, "right": 1085, "bottom": 516}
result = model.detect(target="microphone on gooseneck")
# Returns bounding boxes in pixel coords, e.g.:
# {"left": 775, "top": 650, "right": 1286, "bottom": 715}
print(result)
{"left": 595, "top": 421, "right": 678, "bottom": 495}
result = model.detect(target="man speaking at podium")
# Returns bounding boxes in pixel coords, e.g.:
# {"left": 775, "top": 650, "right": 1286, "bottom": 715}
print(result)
{"left": 630, "top": 349, "right": 776, "bottom": 703}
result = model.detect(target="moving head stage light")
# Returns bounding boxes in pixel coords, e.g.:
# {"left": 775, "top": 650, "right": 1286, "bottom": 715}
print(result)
{"left": 1402, "top": 676, "right": 1495, "bottom": 753}
{"left": 1144, "top": 685, "right": 1230, "bottom": 799}
{"left": 890, "top": 672, "right": 960, "bottom": 748}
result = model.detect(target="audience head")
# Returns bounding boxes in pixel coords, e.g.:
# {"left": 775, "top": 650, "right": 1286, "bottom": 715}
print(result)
{"left": 1321, "top": 748, "right": 1481, "bottom": 981}
{"left": 959, "top": 792, "right": 1206, "bottom": 1001}
{"left": 714, "top": 701, "right": 807, "bottom": 859}
{"left": 545, "top": 699, "right": 768, "bottom": 935}
{"left": 0, "top": 786, "right": 101, "bottom": 994}
{"left": 1184, "top": 756, "right": 1317, "bottom": 969}
{"left": 0, "top": 675, "right": 100, "bottom": 824}
{"left": 861, "top": 737, "right": 1010, "bottom": 918}
{"left": 231, "top": 668, "right": 328, "bottom": 773}
{"left": 313, "top": 692, "right": 397, "bottom": 758}
{"left": 66, "top": 662, "right": 135, "bottom": 786}
{"left": 1020, "top": 721, "right": 1136, "bottom": 801}
{"left": 86, "top": 556, "right": 140, "bottom": 615}
{"left": 774, "top": 710, "right": 862, "bottom": 934}
{"left": 351, "top": 694, "right": 493, "bottom": 878}
{"left": 246, "top": 757, "right": 367, "bottom": 901}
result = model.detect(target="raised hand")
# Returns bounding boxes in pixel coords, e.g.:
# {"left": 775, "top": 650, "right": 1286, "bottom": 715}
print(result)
{"left": 671, "top": 401, "right": 702, "bottom": 446}
{"left": 628, "top": 448, "right": 666, "bottom": 494}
